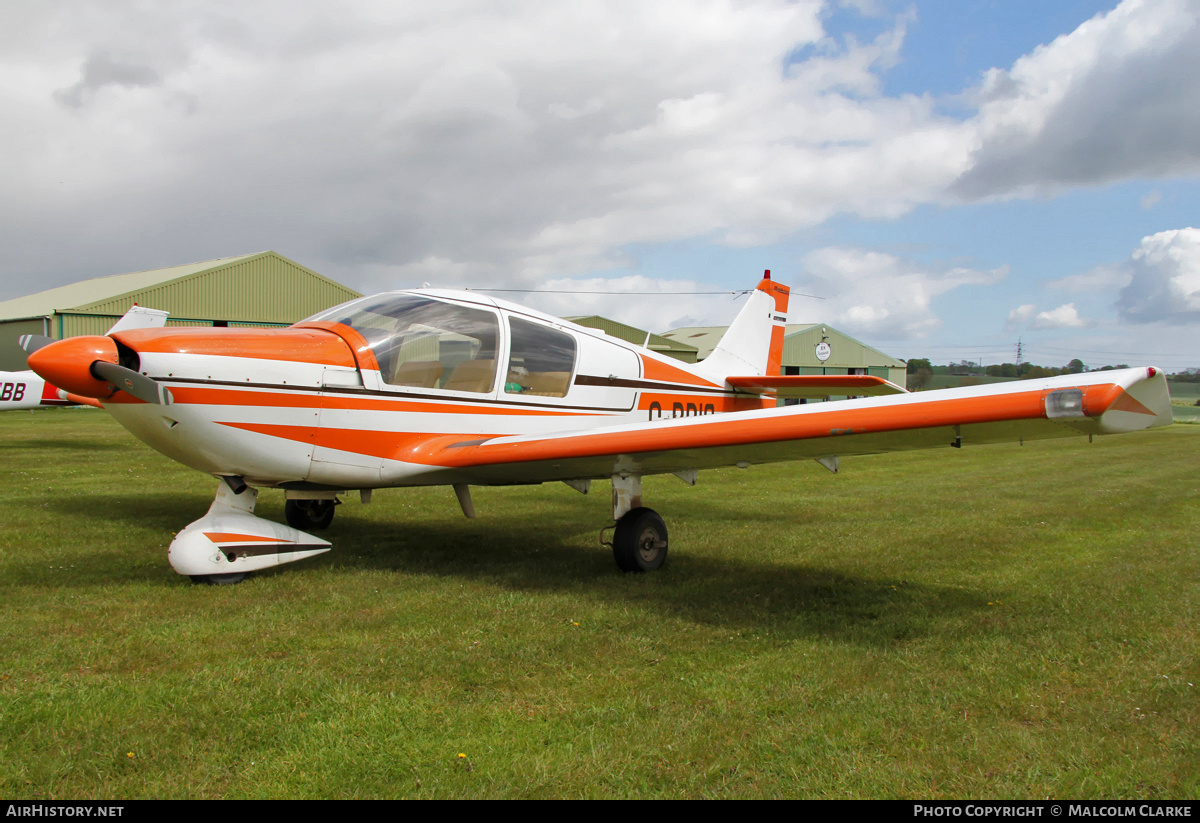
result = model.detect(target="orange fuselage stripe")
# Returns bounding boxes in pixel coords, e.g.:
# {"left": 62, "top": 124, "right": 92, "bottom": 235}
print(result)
{"left": 219, "top": 422, "right": 498, "bottom": 461}
{"left": 168, "top": 385, "right": 607, "bottom": 416}
{"left": 639, "top": 354, "right": 720, "bottom": 387}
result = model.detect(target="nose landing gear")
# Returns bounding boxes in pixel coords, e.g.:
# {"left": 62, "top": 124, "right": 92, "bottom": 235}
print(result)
{"left": 171, "top": 482, "right": 332, "bottom": 584}
{"left": 284, "top": 498, "right": 337, "bottom": 531}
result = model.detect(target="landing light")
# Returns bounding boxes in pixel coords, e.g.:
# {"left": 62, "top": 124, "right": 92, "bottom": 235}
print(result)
{"left": 1045, "top": 388, "right": 1085, "bottom": 419}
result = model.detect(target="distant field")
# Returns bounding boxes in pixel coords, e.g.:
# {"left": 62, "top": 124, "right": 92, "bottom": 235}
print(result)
{"left": 1168, "top": 381, "right": 1200, "bottom": 422}
{"left": 1, "top": 410, "right": 1196, "bottom": 799}
{"left": 1171, "top": 402, "right": 1200, "bottom": 422}
{"left": 1168, "top": 380, "right": 1200, "bottom": 399}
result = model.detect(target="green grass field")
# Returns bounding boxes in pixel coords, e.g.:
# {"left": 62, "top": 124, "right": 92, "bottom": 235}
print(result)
{"left": 1, "top": 410, "right": 1196, "bottom": 799}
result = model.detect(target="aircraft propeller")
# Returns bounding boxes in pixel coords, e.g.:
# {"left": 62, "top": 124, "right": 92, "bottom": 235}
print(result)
{"left": 91, "top": 360, "right": 173, "bottom": 405}
{"left": 17, "top": 334, "right": 55, "bottom": 370}
{"left": 18, "top": 334, "right": 55, "bottom": 355}
{"left": 25, "top": 335, "right": 172, "bottom": 406}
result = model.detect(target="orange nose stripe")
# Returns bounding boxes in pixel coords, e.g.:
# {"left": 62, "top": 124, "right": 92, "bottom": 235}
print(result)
{"left": 26, "top": 336, "right": 119, "bottom": 399}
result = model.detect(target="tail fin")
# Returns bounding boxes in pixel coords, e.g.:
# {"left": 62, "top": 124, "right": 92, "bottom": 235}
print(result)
{"left": 694, "top": 271, "right": 790, "bottom": 381}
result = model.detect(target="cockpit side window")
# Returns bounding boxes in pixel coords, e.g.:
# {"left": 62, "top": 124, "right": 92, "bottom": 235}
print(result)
{"left": 504, "top": 317, "right": 577, "bottom": 398}
{"left": 311, "top": 295, "right": 499, "bottom": 393}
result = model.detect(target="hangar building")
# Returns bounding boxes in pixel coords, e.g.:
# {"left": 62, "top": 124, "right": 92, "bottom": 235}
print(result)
{"left": 0, "top": 251, "right": 361, "bottom": 370}
{"left": 661, "top": 323, "right": 906, "bottom": 388}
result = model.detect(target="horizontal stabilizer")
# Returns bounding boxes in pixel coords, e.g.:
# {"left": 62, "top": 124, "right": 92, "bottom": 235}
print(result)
{"left": 727, "top": 374, "right": 908, "bottom": 398}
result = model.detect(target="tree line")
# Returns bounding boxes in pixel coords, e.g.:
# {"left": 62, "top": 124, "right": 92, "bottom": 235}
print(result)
{"left": 903, "top": 358, "right": 1193, "bottom": 391}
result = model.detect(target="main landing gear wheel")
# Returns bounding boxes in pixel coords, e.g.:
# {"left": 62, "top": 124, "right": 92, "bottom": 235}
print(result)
{"left": 190, "top": 573, "right": 248, "bottom": 586}
{"left": 285, "top": 499, "right": 336, "bottom": 531}
{"left": 612, "top": 507, "right": 668, "bottom": 572}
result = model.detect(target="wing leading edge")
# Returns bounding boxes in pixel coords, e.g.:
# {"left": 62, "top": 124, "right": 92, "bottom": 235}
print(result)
{"left": 398, "top": 367, "right": 1172, "bottom": 485}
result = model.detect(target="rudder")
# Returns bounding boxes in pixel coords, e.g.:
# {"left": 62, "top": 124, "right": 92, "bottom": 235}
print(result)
{"left": 694, "top": 271, "right": 790, "bottom": 381}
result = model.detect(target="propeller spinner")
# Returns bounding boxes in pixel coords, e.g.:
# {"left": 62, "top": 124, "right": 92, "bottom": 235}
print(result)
{"left": 26, "top": 335, "right": 172, "bottom": 405}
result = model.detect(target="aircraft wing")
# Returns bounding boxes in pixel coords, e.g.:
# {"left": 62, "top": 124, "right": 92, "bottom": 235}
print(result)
{"left": 726, "top": 374, "right": 908, "bottom": 398}
{"left": 400, "top": 368, "right": 1172, "bottom": 485}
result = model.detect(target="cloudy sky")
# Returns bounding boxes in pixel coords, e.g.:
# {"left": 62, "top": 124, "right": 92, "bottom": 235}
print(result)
{"left": 2, "top": 0, "right": 1198, "bottom": 370}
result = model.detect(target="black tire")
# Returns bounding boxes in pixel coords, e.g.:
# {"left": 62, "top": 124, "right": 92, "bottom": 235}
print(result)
{"left": 190, "top": 573, "right": 248, "bottom": 586}
{"left": 285, "top": 499, "right": 336, "bottom": 531}
{"left": 612, "top": 507, "right": 668, "bottom": 572}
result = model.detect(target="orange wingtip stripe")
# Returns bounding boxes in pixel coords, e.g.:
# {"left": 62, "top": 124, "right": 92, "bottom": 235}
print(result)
{"left": 204, "top": 532, "right": 290, "bottom": 544}
{"left": 1108, "top": 390, "right": 1157, "bottom": 416}
{"left": 1083, "top": 384, "right": 1158, "bottom": 417}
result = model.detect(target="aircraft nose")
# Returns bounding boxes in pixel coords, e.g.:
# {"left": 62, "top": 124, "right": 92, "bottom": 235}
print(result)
{"left": 26, "top": 335, "right": 119, "bottom": 399}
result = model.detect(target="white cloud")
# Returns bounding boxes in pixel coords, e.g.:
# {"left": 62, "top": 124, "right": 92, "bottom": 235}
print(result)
{"left": 952, "top": 0, "right": 1200, "bottom": 198}
{"left": 1117, "top": 227, "right": 1200, "bottom": 322}
{"left": 0, "top": 0, "right": 1197, "bottom": 308}
{"left": 796, "top": 246, "right": 1006, "bottom": 339}
{"left": 1047, "top": 264, "right": 1133, "bottom": 293}
{"left": 0, "top": 1, "right": 977, "bottom": 297}
{"left": 1007, "top": 304, "right": 1037, "bottom": 328}
{"left": 1030, "top": 303, "right": 1087, "bottom": 329}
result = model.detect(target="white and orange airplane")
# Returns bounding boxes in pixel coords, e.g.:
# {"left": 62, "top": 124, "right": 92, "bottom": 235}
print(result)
{"left": 25, "top": 272, "right": 1172, "bottom": 584}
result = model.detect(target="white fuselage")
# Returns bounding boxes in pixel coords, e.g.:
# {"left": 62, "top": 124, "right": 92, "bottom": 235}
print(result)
{"left": 104, "top": 290, "right": 768, "bottom": 490}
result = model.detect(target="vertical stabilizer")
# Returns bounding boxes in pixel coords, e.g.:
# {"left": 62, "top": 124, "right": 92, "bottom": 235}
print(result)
{"left": 694, "top": 272, "right": 790, "bottom": 381}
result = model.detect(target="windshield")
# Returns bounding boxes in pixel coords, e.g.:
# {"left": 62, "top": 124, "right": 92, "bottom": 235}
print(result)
{"left": 309, "top": 294, "right": 499, "bottom": 393}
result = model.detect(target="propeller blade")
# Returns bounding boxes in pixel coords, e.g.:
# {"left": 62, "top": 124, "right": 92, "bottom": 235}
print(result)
{"left": 18, "top": 334, "right": 55, "bottom": 354}
{"left": 91, "top": 361, "right": 173, "bottom": 405}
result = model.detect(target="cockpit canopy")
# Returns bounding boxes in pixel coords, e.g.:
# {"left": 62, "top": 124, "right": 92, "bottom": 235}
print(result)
{"left": 306, "top": 293, "right": 577, "bottom": 397}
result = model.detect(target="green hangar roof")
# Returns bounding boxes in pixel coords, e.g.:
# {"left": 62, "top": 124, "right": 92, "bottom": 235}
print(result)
{"left": 0, "top": 251, "right": 361, "bottom": 370}
{"left": 0, "top": 251, "right": 360, "bottom": 325}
